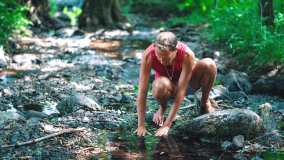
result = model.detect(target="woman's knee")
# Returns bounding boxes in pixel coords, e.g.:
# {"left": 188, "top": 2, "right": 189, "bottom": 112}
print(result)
{"left": 152, "top": 77, "right": 172, "bottom": 98}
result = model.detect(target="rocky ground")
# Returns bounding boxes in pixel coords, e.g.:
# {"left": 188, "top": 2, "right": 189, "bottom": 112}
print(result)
{"left": 0, "top": 14, "right": 284, "bottom": 159}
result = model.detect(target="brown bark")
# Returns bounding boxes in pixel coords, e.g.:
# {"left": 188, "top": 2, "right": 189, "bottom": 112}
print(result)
{"left": 258, "top": 0, "right": 275, "bottom": 27}
{"left": 20, "top": 0, "right": 56, "bottom": 30}
{"left": 78, "top": 0, "right": 132, "bottom": 31}
{"left": 214, "top": 0, "right": 218, "bottom": 9}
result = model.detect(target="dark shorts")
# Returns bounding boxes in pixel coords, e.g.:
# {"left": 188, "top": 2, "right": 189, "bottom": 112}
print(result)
{"left": 174, "top": 82, "right": 200, "bottom": 96}
{"left": 169, "top": 82, "right": 200, "bottom": 102}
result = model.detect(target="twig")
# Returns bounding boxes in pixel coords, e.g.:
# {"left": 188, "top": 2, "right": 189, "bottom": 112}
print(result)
{"left": 219, "top": 149, "right": 228, "bottom": 160}
{"left": 1, "top": 127, "right": 86, "bottom": 148}
{"left": 179, "top": 104, "right": 195, "bottom": 110}
{"left": 183, "top": 97, "right": 191, "bottom": 103}
{"left": 75, "top": 146, "right": 100, "bottom": 154}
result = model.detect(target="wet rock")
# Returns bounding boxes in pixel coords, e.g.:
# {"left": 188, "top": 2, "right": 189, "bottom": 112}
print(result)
{"left": 24, "top": 110, "right": 48, "bottom": 119}
{"left": 258, "top": 103, "right": 283, "bottom": 146}
{"left": 276, "top": 78, "right": 284, "bottom": 96}
{"left": 0, "top": 46, "right": 7, "bottom": 68}
{"left": 224, "top": 71, "right": 252, "bottom": 93}
{"left": 121, "top": 94, "right": 130, "bottom": 103}
{"left": 56, "top": 93, "right": 101, "bottom": 113}
{"left": 169, "top": 109, "right": 265, "bottom": 141}
{"left": 252, "top": 76, "right": 276, "bottom": 94}
{"left": 232, "top": 135, "right": 244, "bottom": 148}
{"left": 0, "top": 111, "right": 26, "bottom": 125}
{"left": 221, "top": 141, "right": 233, "bottom": 150}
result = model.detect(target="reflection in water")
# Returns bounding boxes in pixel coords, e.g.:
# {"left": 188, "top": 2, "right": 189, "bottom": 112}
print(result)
{"left": 137, "top": 136, "right": 183, "bottom": 160}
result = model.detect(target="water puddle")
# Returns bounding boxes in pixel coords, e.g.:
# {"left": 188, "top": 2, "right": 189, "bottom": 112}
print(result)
{"left": 5, "top": 102, "right": 59, "bottom": 115}
{"left": 77, "top": 130, "right": 266, "bottom": 160}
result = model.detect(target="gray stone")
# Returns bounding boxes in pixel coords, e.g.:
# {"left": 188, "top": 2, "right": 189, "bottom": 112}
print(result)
{"left": 82, "top": 117, "right": 90, "bottom": 123}
{"left": 56, "top": 93, "right": 101, "bottom": 113}
{"left": 169, "top": 109, "right": 264, "bottom": 141}
{"left": 112, "top": 92, "right": 122, "bottom": 102}
{"left": 216, "top": 73, "right": 224, "bottom": 82}
{"left": 221, "top": 141, "right": 233, "bottom": 150}
{"left": 232, "top": 135, "right": 244, "bottom": 148}
{"left": 258, "top": 103, "right": 283, "bottom": 147}
{"left": 25, "top": 110, "right": 48, "bottom": 119}
{"left": 3, "top": 89, "right": 13, "bottom": 96}
{"left": 224, "top": 71, "right": 252, "bottom": 93}
{"left": 121, "top": 94, "right": 130, "bottom": 103}
{"left": 228, "top": 91, "right": 247, "bottom": 100}
{"left": 252, "top": 76, "right": 276, "bottom": 93}
{"left": 27, "top": 117, "right": 43, "bottom": 123}
{"left": 85, "top": 111, "right": 93, "bottom": 117}
{"left": 0, "top": 111, "right": 26, "bottom": 125}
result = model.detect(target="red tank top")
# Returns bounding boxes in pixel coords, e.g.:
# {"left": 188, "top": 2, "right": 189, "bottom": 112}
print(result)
{"left": 150, "top": 41, "right": 187, "bottom": 83}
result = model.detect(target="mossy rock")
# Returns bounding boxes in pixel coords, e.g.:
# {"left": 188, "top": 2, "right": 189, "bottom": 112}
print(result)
{"left": 56, "top": 93, "right": 101, "bottom": 113}
{"left": 169, "top": 109, "right": 265, "bottom": 142}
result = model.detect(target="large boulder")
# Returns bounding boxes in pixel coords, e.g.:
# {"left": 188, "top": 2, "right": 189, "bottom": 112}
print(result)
{"left": 169, "top": 109, "right": 264, "bottom": 141}
{"left": 252, "top": 76, "right": 276, "bottom": 94}
{"left": 56, "top": 93, "right": 101, "bottom": 113}
{"left": 0, "top": 111, "right": 26, "bottom": 125}
{"left": 224, "top": 71, "right": 252, "bottom": 93}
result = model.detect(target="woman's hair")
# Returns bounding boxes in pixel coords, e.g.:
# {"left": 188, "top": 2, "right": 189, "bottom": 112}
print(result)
{"left": 154, "top": 31, "right": 177, "bottom": 52}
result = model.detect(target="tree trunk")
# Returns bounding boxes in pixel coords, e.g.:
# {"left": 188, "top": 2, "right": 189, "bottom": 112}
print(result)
{"left": 78, "top": 0, "right": 133, "bottom": 31}
{"left": 214, "top": 0, "right": 218, "bottom": 9}
{"left": 20, "top": 0, "right": 56, "bottom": 30}
{"left": 258, "top": 0, "right": 275, "bottom": 27}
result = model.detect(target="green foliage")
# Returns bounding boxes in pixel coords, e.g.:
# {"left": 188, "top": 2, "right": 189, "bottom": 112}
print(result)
{"left": 62, "top": 7, "right": 82, "bottom": 26}
{"left": 262, "top": 151, "right": 284, "bottom": 160}
{"left": 48, "top": 0, "right": 59, "bottom": 17}
{"left": 210, "top": 0, "right": 284, "bottom": 66}
{"left": 0, "top": 0, "right": 33, "bottom": 47}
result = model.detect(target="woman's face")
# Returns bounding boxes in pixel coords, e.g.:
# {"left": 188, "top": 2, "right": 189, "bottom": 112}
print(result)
{"left": 154, "top": 46, "right": 178, "bottom": 66}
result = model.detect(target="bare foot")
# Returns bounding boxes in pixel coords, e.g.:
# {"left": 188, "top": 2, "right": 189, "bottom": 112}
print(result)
{"left": 200, "top": 99, "right": 216, "bottom": 113}
{"left": 153, "top": 107, "right": 167, "bottom": 126}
